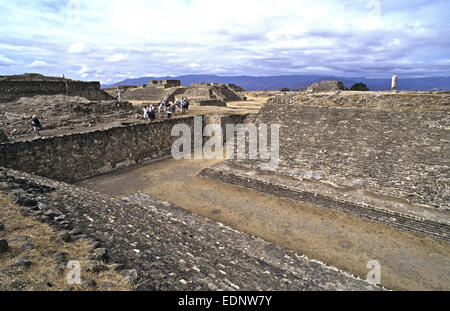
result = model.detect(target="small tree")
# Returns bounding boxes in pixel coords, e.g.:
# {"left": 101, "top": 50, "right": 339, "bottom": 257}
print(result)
{"left": 350, "top": 83, "right": 370, "bottom": 91}
{"left": 280, "top": 87, "right": 290, "bottom": 92}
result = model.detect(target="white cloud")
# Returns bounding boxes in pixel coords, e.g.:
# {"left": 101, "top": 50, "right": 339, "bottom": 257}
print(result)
{"left": 27, "top": 60, "right": 49, "bottom": 68}
{"left": 187, "top": 62, "right": 200, "bottom": 68}
{"left": 0, "top": 0, "right": 449, "bottom": 79}
{"left": 77, "top": 65, "right": 91, "bottom": 78}
{"left": 68, "top": 42, "right": 86, "bottom": 53}
{"left": 105, "top": 53, "right": 128, "bottom": 63}
{"left": 0, "top": 55, "right": 17, "bottom": 66}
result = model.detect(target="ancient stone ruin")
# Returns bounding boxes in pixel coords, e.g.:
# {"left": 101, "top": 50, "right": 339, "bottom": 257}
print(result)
{"left": 0, "top": 94, "right": 136, "bottom": 139}
{"left": 225, "top": 83, "right": 245, "bottom": 92}
{"left": 0, "top": 74, "right": 114, "bottom": 103}
{"left": 179, "top": 83, "right": 247, "bottom": 106}
{"left": 0, "top": 83, "right": 449, "bottom": 291}
{"left": 148, "top": 79, "right": 181, "bottom": 89}
{"left": 104, "top": 80, "right": 246, "bottom": 106}
{"left": 105, "top": 82, "right": 186, "bottom": 103}
{"left": 307, "top": 80, "right": 348, "bottom": 92}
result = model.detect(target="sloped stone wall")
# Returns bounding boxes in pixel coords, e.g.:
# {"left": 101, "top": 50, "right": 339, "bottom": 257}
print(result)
{"left": 248, "top": 100, "right": 450, "bottom": 210}
{"left": 117, "top": 86, "right": 186, "bottom": 102}
{"left": 105, "top": 83, "right": 245, "bottom": 104}
{"left": 307, "top": 80, "right": 348, "bottom": 92}
{"left": 183, "top": 84, "right": 245, "bottom": 104}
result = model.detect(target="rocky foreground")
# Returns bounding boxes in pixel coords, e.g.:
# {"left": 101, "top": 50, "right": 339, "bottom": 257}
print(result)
{"left": 0, "top": 167, "right": 380, "bottom": 291}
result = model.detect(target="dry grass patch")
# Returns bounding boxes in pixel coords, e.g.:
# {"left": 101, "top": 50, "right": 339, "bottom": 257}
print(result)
{"left": 0, "top": 192, "right": 132, "bottom": 291}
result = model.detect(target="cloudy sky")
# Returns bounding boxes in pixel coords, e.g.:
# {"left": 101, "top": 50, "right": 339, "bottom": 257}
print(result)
{"left": 0, "top": 0, "right": 449, "bottom": 84}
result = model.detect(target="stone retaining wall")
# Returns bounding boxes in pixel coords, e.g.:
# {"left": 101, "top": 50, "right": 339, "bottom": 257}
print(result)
{"left": 200, "top": 164, "right": 450, "bottom": 242}
{"left": 0, "top": 80, "right": 114, "bottom": 103}
{"left": 0, "top": 114, "right": 247, "bottom": 183}
{"left": 250, "top": 102, "right": 449, "bottom": 210}
{"left": 116, "top": 86, "right": 186, "bottom": 102}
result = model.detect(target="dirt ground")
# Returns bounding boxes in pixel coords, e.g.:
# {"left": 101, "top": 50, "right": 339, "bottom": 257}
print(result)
{"left": 77, "top": 151, "right": 450, "bottom": 291}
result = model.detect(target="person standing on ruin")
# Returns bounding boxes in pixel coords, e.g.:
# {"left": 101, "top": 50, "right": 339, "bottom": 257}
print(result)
{"left": 116, "top": 87, "right": 127, "bottom": 102}
{"left": 149, "top": 104, "right": 156, "bottom": 122}
{"left": 173, "top": 99, "right": 178, "bottom": 113}
{"left": 183, "top": 97, "right": 188, "bottom": 113}
{"left": 185, "top": 97, "right": 189, "bottom": 111}
{"left": 146, "top": 105, "right": 151, "bottom": 120}
{"left": 180, "top": 98, "right": 184, "bottom": 113}
{"left": 116, "top": 87, "right": 121, "bottom": 101}
{"left": 143, "top": 105, "right": 148, "bottom": 119}
{"left": 31, "top": 115, "right": 42, "bottom": 138}
{"left": 176, "top": 98, "right": 182, "bottom": 113}
{"left": 167, "top": 103, "right": 173, "bottom": 119}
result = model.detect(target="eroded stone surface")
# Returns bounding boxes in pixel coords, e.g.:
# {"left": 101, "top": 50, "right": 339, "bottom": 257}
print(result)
{"left": 223, "top": 95, "right": 450, "bottom": 210}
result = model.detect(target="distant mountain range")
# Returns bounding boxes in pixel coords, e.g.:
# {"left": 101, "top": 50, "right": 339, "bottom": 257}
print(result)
{"left": 103, "top": 74, "right": 450, "bottom": 91}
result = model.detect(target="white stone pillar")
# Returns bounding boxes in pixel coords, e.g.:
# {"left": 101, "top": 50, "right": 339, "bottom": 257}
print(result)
{"left": 391, "top": 75, "right": 398, "bottom": 92}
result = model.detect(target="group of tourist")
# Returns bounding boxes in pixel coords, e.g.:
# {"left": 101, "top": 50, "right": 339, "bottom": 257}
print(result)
{"left": 143, "top": 97, "right": 190, "bottom": 121}
{"left": 143, "top": 104, "right": 156, "bottom": 121}
{"left": 30, "top": 95, "right": 191, "bottom": 140}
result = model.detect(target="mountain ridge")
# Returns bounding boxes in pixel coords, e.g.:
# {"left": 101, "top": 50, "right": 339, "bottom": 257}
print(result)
{"left": 102, "top": 74, "right": 450, "bottom": 91}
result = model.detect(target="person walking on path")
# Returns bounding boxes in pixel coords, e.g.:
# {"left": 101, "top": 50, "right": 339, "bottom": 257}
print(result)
{"left": 31, "top": 115, "right": 42, "bottom": 138}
